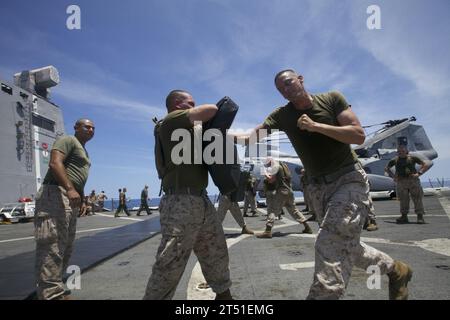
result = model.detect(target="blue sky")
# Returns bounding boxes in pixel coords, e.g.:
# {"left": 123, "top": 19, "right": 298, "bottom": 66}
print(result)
{"left": 1, "top": 0, "right": 449, "bottom": 198}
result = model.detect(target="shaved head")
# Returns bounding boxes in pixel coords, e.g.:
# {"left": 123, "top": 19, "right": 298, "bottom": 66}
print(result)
{"left": 165, "top": 90, "right": 191, "bottom": 111}
{"left": 274, "top": 69, "right": 297, "bottom": 85}
{"left": 75, "top": 118, "right": 94, "bottom": 128}
{"left": 74, "top": 118, "right": 95, "bottom": 144}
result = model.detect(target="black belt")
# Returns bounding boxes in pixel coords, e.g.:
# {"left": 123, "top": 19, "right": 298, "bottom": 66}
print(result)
{"left": 41, "top": 183, "right": 82, "bottom": 193}
{"left": 164, "top": 188, "right": 207, "bottom": 196}
{"left": 306, "top": 162, "right": 362, "bottom": 185}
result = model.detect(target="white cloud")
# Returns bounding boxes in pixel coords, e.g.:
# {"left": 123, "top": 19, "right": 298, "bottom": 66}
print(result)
{"left": 55, "top": 78, "right": 165, "bottom": 121}
{"left": 350, "top": 0, "right": 450, "bottom": 98}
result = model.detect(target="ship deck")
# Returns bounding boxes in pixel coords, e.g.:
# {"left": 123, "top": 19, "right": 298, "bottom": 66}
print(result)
{"left": 1, "top": 190, "right": 450, "bottom": 300}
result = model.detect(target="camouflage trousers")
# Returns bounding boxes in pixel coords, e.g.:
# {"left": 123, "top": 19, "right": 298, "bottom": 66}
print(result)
{"left": 217, "top": 194, "right": 245, "bottom": 228}
{"left": 34, "top": 185, "right": 79, "bottom": 300}
{"left": 243, "top": 191, "right": 257, "bottom": 214}
{"left": 266, "top": 189, "right": 307, "bottom": 228}
{"left": 397, "top": 176, "right": 425, "bottom": 215}
{"left": 303, "top": 185, "right": 315, "bottom": 215}
{"left": 143, "top": 194, "right": 231, "bottom": 299}
{"left": 367, "top": 194, "right": 376, "bottom": 222}
{"left": 306, "top": 168, "right": 395, "bottom": 299}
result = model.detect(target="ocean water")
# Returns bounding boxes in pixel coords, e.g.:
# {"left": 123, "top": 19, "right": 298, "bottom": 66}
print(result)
{"left": 103, "top": 193, "right": 277, "bottom": 210}
{"left": 103, "top": 195, "right": 222, "bottom": 210}
{"left": 103, "top": 179, "right": 450, "bottom": 211}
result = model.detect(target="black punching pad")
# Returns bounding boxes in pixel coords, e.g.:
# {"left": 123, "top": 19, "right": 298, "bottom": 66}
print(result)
{"left": 203, "top": 97, "right": 243, "bottom": 198}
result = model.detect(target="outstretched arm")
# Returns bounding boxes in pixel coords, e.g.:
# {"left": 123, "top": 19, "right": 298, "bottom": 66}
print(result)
{"left": 231, "top": 124, "right": 269, "bottom": 146}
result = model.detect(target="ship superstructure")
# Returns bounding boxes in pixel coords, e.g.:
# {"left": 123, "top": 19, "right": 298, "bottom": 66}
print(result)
{"left": 0, "top": 66, "right": 65, "bottom": 204}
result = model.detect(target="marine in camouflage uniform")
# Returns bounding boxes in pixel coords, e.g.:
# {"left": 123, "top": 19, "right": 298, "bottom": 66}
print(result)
{"left": 243, "top": 174, "right": 258, "bottom": 217}
{"left": 115, "top": 188, "right": 130, "bottom": 217}
{"left": 238, "top": 69, "right": 412, "bottom": 299}
{"left": 96, "top": 191, "right": 108, "bottom": 212}
{"left": 385, "top": 145, "right": 429, "bottom": 224}
{"left": 143, "top": 90, "right": 232, "bottom": 300}
{"left": 137, "top": 185, "right": 152, "bottom": 216}
{"left": 257, "top": 160, "right": 313, "bottom": 238}
{"left": 217, "top": 194, "right": 254, "bottom": 235}
{"left": 34, "top": 119, "right": 94, "bottom": 300}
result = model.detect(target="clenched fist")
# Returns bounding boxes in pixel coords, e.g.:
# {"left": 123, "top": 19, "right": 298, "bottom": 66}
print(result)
{"left": 297, "top": 114, "right": 317, "bottom": 132}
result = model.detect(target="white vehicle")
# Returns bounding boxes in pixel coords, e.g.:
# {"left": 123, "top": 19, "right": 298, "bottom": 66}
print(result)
{"left": 0, "top": 201, "right": 35, "bottom": 223}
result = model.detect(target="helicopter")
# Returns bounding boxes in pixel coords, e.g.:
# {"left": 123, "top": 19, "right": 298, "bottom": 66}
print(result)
{"left": 240, "top": 116, "right": 437, "bottom": 197}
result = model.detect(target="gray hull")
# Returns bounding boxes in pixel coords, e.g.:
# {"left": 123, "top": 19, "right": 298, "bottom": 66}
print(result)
{"left": 0, "top": 77, "right": 65, "bottom": 205}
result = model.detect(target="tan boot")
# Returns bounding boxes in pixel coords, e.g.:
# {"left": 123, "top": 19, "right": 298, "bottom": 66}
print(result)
{"left": 302, "top": 222, "right": 313, "bottom": 234}
{"left": 256, "top": 226, "right": 272, "bottom": 239}
{"left": 215, "top": 289, "right": 233, "bottom": 300}
{"left": 366, "top": 220, "right": 379, "bottom": 231}
{"left": 241, "top": 225, "right": 254, "bottom": 235}
{"left": 388, "top": 260, "right": 413, "bottom": 300}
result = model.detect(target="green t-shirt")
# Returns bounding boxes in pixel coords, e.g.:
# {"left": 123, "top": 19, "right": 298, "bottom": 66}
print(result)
{"left": 43, "top": 135, "right": 91, "bottom": 193}
{"left": 387, "top": 155, "right": 423, "bottom": 177}
{"left": 160, "top": 110, "right": 208, "bottom": 191}
{"left": 263, "top": 91, "right": 358, "bottom": 177}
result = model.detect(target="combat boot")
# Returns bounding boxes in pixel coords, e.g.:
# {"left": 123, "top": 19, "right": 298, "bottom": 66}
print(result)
{"left": 388, "top": 260, "right": 413, "bottom": 300}
{"left": 215, "top": 289, "right": 233, "bottom": 300}
{"left": 396, "top": 214, "right": 409, "bottom": 224}
{"left": 417, "top": 214, "right": 426, "bottom": 224}
{"left": 243, "top": 212, "right": 249, "bottom": 217}
{"left": 366, "top": 220, "right": 379, "bottom": 231}
{"left": 256, "top": 226, "right": 272, "bottom": 239}
{"left": 241, "top": 225, "right": 254, "bottom": 235}
{"left": 302, "top": 222, "right": 313, "bottom": 234}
